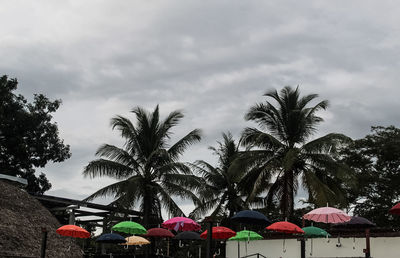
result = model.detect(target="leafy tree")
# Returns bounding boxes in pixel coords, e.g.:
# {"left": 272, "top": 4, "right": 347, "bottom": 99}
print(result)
{"left": 342, "top": 126, "right": 400, "bottom": 228}
{"left": 241, "top": 86, "right": 353, "bottom": 219}
{"left": 0, "top": 75, "right": 71, "bottom": 194}
{"left": 190, "top": 133, "right": 250, "bottom": 221}
{"left": 83, "top": 106, "right": 202, "bottom": 227}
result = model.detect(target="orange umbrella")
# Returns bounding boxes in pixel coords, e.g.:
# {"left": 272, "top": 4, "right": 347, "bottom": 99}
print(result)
{"left": 56, "top": 225, "right": 90, "bottom": 238}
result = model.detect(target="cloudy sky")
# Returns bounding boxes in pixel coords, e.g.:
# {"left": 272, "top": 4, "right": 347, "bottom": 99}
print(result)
{"left": 2, "top": 1, "right": 400, "bottom": 215}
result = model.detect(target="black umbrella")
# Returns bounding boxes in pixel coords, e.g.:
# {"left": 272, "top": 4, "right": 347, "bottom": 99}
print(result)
{"left": 333, "top": 216, "right": 375, "bottom": 257}
{"left": 96, "top": 233, "right": 127, "bottom": 244}
{"left": 175, "top": 231, "right": 202, "bottom": 258}
{"left": 175, "top": 231, "right": 201, "bottom": 240}
{"left": 332, "top": 216, "right": 375, "bottom": 229}
{"left": 231, "top": 210, "right": 271, "bottom": 226}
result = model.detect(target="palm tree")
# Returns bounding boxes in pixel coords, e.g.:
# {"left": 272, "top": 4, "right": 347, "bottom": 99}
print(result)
{"left": 83, "top": 106, "right": 202, "bottom": 227}
{"left": 241, "top": 86, "right": 352, "bottom": 219}
{"left": 190, "top": 132, "right": 250, "bottom": 220}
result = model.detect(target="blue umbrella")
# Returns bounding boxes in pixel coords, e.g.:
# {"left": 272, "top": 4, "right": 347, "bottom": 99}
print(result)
{"left": 231, "top": 210, "right": 271, "bottom": 226}
{"left": 96, "top": 233, "right": 127, "bottom": 244}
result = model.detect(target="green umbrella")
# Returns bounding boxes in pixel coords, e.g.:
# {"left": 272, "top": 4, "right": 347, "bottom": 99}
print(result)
{"left": 302, "top": 226, "right": 330, "bottom": 256}
{"left": 229, "top": 230, "right": 262, "bottom": 258}
{"left": 302, "top": 226, "right": 330, "bottom": 238}
{"left": 228, "top": 230, "right": 263, "bottom": 241}
{"left": 112, "top": 221, "right": 147, "bottom": 235}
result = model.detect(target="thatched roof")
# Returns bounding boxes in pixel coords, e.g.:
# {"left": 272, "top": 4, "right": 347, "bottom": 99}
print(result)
{"left": 0, "top": 180, "right": 83, "bottom": 257}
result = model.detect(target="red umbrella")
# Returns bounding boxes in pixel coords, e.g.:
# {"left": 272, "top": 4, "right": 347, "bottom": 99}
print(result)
{"left": 266, "top": 221, "right": 304, "bottom": 253}
{"left": 143, "top": 228, "right": 174, "bottom": 238}
{"left": 389, "top": 203, "right": 400, "bottom": 215}
{"left": 56, "top": 225, "right": 90, "bottom": 238}
{"left": 200, "top": 226, "right": 236, "bottom": 240}
{"left": 266, "top": 221, "right": 304, "bottom": 234}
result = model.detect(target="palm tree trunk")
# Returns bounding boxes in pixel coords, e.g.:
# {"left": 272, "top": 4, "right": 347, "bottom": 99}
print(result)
{"left": 281, "top": 170, "right": 294, "bottom": 219}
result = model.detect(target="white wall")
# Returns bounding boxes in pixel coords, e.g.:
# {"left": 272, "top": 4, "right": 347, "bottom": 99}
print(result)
{"left": 226, "top": 236, "right": 400, "bottom": 258}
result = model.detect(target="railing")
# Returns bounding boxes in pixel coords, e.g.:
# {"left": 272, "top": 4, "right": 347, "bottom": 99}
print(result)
{"left": 241, "top": 253, "right": 267, "bottom": 258}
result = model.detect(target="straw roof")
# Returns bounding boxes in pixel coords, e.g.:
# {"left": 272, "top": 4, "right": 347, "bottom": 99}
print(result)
{"left": 0, "top": 180, "right": 83, "bottom": 257}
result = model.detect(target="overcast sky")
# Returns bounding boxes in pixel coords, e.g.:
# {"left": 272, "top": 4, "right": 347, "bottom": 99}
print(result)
{"left": 2, "top": 1, "right": 400, "bottom": 215}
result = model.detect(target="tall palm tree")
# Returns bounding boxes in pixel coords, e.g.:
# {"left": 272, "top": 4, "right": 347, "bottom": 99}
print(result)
{"left": 190, "top": 133, "right": 250, "bottom": 220}
{"left": 241, "top": 86, "right": 353, "bottom": 219}
{"left": 83, "top": 106, "right": 202, "bottom": 227}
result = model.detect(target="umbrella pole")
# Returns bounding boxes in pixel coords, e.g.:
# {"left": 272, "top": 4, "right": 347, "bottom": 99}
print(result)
{"left": 167, "top": 238, "right": 169, "bottom": 256}
{"left": 365, "top": 228, "right": 371, "bottom": 258}
{"left": 199, "top": 245, "right": 201, "bottom": 258}
{"left": 237, "top": 241, "right": 240, "bottom": 258}
{"left": 311, "top": 238, "right": 313, "bottom": 256}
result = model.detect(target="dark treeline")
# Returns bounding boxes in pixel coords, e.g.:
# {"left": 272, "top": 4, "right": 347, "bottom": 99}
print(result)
{"left": 1, "top": 75, "right": 399, "bottom": 229}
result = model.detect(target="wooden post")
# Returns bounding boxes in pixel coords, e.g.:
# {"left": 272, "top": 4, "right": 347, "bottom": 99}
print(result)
{"left": 364, "top": 228, "right": 371, "bottom": 258}
{"left": 40, "top": 228, "right": 48, "bottom": 258}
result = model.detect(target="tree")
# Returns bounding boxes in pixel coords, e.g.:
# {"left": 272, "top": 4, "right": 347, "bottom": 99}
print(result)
{"left": 241, "top": 86, "right": 353, "bottom": 219}
{"left": 83, "top": 106, "right": 202, "bottom": 227}
{"left": 342, "top": 126, "right": 400, "bottom": 228}
{"left": 190, "top": 133, "right": 250, "bottom": 221}
{"left": 0, "top": 75, "right": 71, "bottom": 194}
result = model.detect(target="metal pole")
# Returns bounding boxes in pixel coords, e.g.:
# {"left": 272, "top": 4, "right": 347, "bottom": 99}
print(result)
{"left": 206, "top": 217, "right": 213, "bottom": 258}
{"left": 40, "top": 228, "right": 48, "bottom": 258}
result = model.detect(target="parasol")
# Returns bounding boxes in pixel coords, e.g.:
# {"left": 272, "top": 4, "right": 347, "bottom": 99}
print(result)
{"left": 112, "top": 221, "right": 147, "bottom": 235}
{"left": 162, "top": 217, "right": 201, "bottom": 231}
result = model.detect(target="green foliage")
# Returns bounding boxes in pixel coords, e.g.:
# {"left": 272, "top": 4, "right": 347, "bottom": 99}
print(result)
{"left": 342, "top": 126, "right": 400, "bottom": 228}
{"left": 241, "top": 86, "right": 353, "bottom": 219}
{"left": 83, "top": 106, "right": 202, "bottom": 227}
{"left": 0, "top": 75, "right": 71, "bottom": 194}
{"left": 190, "top": 133, "right": 249, "bottom": 222}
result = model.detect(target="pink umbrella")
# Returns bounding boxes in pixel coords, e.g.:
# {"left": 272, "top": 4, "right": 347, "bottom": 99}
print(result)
{"left": 162, "top": 217, "right": 201, "bottom": 232}
{"left": 303, "top": 207, "right": 351, "bottom": 223}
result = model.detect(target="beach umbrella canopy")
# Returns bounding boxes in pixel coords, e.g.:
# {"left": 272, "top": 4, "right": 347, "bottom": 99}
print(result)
{"left": 389, "top": 203, "right": 400, "bottom": 215}
{"left": 56, "top": 225, "right": 90, "bottom": 238}
{"left": 112, "top": 221, "right": 147, "bottom": 235}
{"left": 143, "top": 228, "right": 174, "bottom": 238}
{"left": 162, "top": 217, "right": 201, "bottom": 231}
{"left": 228, "top": 230, "right": 263, "bottom": 241}
{"left": 303, "top": 207, "right": 351, "bottom": 223}
{"left": 175, "top": 231, "right": 201, "bottom": 240}
{"left": 231, "top": 210, "right": 272, "bottom": 226}
{"left": 332, "top": 216, "right": 375, "bottom": 229}
{"left": 120, "top": 236, "right": 150, "bottom": 246}
{"left": 302, "top": 226, "right": 330, "bottom": 238}
{"left": 200, "top": 226, "right": 236, "bottom": 240}
{"left": 266, "top": 221, "right": 304, "bottom": 234}
{"left": 96, "top": 233, "right": 127, "bottom": 244}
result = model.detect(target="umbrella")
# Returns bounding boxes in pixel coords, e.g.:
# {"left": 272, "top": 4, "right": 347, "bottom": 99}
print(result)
{"left": 200, "top": 226, "right": 236, "bottom": 240}
{"left": 302, "top": 226, "right": 330, "bottom": 256}
{"left": 175, "top": 231, "right": 203, "bottom": 258}
{"left": 302, "top": 226, "right": 330, "bottom": 238}
{"left": 332, "top": 216, "right": 375, "bottom": 254}
{"left": 389, "top": 203, "right": 400, "bottom": 215}
{"left": 162, "top": 217, "right": 201, "bottom": 231}
{"left": 266, "top": 221, "right": 304, "bottom": 253}
{"left": 229, "top": 230, "right": 263, "bottom": 241}
{"left": 229, "top": 230, "right": 262, "bottom": 258}
{"left": 143, "top": 228, "right": 174, "bottom": 256}
{"left": 175, "top": 231, "right": 201, "bottom": 240}
{"left": 120, "top": 236, "right": 150, "bottom": 246}
{"left": 143, "top": 228, "right": 174, "bottom": 238}
{"left": 112, "top": 221, "right": 147, "bottom": 235}
{"left": 96, "top": 233, "right": 127, "bottom": 244}
{"left": 303, "top": 207, "right": 351, "bottom": 223}
{"left": 332, "top": 216, "right": 375, "bottom": 229}
{"left": 231, "top": 210, "right": 271, "bottom": 226}
{"left": 56, "top": 225, "right": 90, "bottom": 238}
{"left": 266, "top": 221, "right": 304, "bottom": 234}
